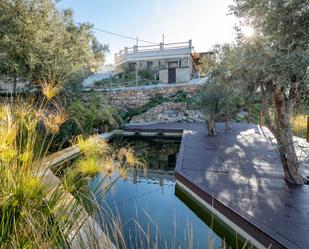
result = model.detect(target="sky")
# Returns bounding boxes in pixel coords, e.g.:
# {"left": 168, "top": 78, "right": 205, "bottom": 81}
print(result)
{"left": 57, "top": 0, "right": 238, "bottom": 65}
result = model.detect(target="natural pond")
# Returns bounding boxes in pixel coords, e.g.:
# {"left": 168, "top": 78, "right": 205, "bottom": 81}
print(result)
{"left": 91, "top": 136, "right": 250, "bottom": 249}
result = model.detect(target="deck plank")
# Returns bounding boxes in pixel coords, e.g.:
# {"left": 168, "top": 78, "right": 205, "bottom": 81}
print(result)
{"left": 125, "top": 122, "right": 309, "bottom": 249}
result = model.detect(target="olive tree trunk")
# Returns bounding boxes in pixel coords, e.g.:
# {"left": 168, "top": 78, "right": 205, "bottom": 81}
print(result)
{"left": 206, "top": 116, "right": 216, "bottom": 136}
{"left": 269, "top": 85, "right": 304, "bottom": 185}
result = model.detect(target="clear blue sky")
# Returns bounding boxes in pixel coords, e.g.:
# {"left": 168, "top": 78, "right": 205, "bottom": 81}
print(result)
{"left": 57, "top": 0, "right": 237, "bottom": 64}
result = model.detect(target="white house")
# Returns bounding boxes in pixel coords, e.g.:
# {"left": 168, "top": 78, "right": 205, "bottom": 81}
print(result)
{"left": 114, "top": 40, "right": 198, "bottom": 84}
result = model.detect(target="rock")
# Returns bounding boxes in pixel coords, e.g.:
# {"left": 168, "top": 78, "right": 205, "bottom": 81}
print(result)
{"left": 129, "top": 102, "right": 204, "bottom": 124}
{"left": 237, "top": 111, "right": 248, "bottom": 119}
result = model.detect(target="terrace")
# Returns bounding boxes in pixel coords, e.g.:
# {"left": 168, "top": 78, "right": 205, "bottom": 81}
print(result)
{"left": 114, "top": 40, "right": 193, "bottom": 66}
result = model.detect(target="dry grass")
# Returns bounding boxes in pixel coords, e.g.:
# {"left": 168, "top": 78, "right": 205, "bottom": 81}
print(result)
{"left": 0, "top": 81, "right": 145, "bottom": 248}
{"left": 291, "top": 115, "right": 308, "bottom": 138}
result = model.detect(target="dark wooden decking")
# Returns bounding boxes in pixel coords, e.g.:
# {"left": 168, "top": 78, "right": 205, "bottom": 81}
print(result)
{"left": 125, "top": 122, "right": 309, "bottom": 249}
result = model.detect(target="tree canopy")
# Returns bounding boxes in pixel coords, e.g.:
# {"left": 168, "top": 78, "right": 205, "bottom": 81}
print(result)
{"left": 200, "top": 0, "right": 309, "bottom": 184}
{"left": 199, "top": 44, "right": 243, "bottom": 135}
{"left": 0, "top": 0, "right": 107, "bottom": 89}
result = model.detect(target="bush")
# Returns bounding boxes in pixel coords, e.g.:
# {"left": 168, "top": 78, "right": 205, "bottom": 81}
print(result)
{"left": 52, "top": 94, "right": 122, "bottom": 149}
{"left": 138, "top": 69, "right": 153, "bottom": 80}
{"left": 0, "top": 94, "right": 140, "bottom": 248}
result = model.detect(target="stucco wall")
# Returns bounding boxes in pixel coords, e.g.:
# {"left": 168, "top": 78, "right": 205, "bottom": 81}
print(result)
{"left": 117, "top": 55, "right": 194, "bottom": 84}
{"left": 176, "top": 67, "right": 191, "bottom": 83}
{"left": 159, "top": 69, "right": 168, "bottom": 83}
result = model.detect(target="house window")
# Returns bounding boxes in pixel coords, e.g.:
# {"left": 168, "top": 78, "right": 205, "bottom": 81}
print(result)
{"left": 147, "top": 61, "right": 153, "bottom": 70}
{"left": 168, "top": 61, "right": 178, "bottom": 68}
{"left": 129, "top": 63, "right": 136, "bottom": 71}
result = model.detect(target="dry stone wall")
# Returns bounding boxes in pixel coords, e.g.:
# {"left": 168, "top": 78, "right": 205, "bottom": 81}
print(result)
{"left": 81, "top": 84, "right": 203, "bottom": 124}
{"left": 130, "top": 102, "right": 204, "bottom": 124}
{"left": 87, "top": 84, "right": 200, "bottom": 111}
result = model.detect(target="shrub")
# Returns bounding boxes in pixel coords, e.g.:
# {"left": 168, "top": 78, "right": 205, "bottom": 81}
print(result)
{"left": 0, "top": 81, "right": 141, "bottom": 248}
{"left": 52, "top": 94, "right": 122, "bottom": 149}
{"left": 138, "top": 69, "right": 153, "bottom": 80}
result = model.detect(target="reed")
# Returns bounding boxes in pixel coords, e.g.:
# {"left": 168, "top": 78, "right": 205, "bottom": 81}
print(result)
{"left": 0, "top": 83, "right": 143, "bottom": 248}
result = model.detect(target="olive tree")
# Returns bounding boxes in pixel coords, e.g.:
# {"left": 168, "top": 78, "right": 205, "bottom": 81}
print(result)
{"left": 0, "top": 0, "right": 107, "bottom": 95}
{"left": 231, "top": 0, "right": 309, "bottom": 184}
{"left": 199, "top": 45, "right": 242, "bottom": 135}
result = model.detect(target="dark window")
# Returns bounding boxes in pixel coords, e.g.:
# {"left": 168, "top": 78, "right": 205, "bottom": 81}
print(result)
{"left": 147, "top": 61, "right": 153, "bottom": 70}
{"left": 168, "top": 61, "right": 178, "bottom": 68}
{"left": 129, "top": 63, "right": 136, "bottom": 71}
{"left": 179, "top": 59, "right": 182, "bottom": 68}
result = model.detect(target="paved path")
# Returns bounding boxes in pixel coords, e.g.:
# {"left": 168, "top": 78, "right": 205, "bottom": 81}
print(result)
{"left": 125, "top": 122, "right": 309, "bottom": 249}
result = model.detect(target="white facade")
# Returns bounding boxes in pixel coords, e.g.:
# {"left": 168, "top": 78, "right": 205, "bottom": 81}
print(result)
{"left": 114, "top": 40, "right": 197, "bottom": 84}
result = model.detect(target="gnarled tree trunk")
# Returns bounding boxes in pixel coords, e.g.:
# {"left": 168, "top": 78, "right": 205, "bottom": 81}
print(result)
{"left": 206, "top": 114, "right": 217, "bottom": 136}
{"left": 270, "top": 85, "right": 304, "bottom": 185}
{"left": 207, "top": 119, "right": 216, "bottom": 136}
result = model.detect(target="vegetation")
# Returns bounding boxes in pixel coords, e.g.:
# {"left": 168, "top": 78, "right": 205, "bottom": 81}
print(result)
{"left": 52, "top": 94, "right": 122, "bottom": 150}
{"left": 0, "top": 0, "right": 107, "bottom": 97}
{"left": 291, "top": 115, "right": 308, "bottom": 139}
{"left": 0, "top": 1, "right": 140, "bottom": 247}
{"left": 0, "top": 76, "right": 146, "bottom": 248}
{"left": 199, "top": 0, "right": 309, "bottom": 184}
{"left": 121, "top": 90, "right": 198, "bottom": 122}
{"left": 198, "top": 45, "right": 243, "bottom": 135}
{"left": 230, "top": 0, "right": 309, "bottom": 184}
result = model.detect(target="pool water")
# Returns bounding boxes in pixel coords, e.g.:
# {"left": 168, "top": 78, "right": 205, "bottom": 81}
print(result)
{"left": 91, "top": 136, "right": 249, "bottom": 249}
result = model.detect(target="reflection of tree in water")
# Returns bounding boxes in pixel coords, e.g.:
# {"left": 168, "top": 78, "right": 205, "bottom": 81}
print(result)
{"left": 112, "top": 137, "right": 181, "bottom": 170}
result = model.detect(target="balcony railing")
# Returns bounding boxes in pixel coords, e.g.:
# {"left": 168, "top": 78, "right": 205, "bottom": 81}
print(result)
{"left": 114, "top": 40, "right": 193, "bottom": 66}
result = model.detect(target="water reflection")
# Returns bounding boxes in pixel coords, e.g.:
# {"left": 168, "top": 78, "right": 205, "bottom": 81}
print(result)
{"left": 91, "top": 137, "right": 251, "bottom": 249}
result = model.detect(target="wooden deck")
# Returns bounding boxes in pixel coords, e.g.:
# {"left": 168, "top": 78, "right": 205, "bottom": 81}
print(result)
{"left": 125, "top": 122, "right": 309, "bottom": 249}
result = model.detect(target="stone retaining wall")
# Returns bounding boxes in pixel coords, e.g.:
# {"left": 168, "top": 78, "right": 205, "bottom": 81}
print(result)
{"left": 81, "top": 84, "right": 202, "bottom": 124}
{"left": 82, "top": 84, "right": 200, "bottom": 111}
{"left": 130, "top": 102, "right": 204, "bottom": 124}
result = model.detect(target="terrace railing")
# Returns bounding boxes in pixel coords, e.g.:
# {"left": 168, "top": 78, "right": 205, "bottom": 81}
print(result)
{"left": 114, "top": 40, "right": 193, "bottom": 65}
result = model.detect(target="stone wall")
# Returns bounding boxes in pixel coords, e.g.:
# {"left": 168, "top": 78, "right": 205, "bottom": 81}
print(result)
{"left": 130, "top": 102, "right": 204, "bottom": 124}
{"left": 84, "top": 84, "right": 199, "bottom": 111}
{"left": 81, "top": 84, "right": 202, "bottom": 124}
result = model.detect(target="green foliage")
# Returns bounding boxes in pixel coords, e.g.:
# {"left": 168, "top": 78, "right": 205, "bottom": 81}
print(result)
{"left": 53, "top": 94, "right": 122, "bottom": 149}
{"left": 0, "top": 87, "right": 140, "bottom": 248}
{"left": 230, "top": 0, "right": 309, "bottom": 127}
{"left": 0, "top": 0, "right": 107, "bottom": 89}
{"left": 198, "top": 45, "right": 243, "bottom": 123}
{"left": 0, "top": 96, "right": 86, "bottom": 248}
{"left": 138, "top": 69, "right": 153, "bottom": 80}
{"left": 228, "top": 0, "right": 309, "bottom": 184}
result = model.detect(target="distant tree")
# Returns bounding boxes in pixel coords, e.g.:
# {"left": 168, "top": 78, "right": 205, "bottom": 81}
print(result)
{"left": 0, "top": 0, "right": 107, "bottom": 97}
{"left": 199, "top": 45, "right": 242, "bottom": 135}
{"left": 230, "top": 0, "right": 309, "bottom": 184}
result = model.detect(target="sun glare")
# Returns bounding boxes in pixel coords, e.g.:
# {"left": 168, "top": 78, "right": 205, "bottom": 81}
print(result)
{"left": 242, "top": 26, "right": 254, "bottom": 37}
